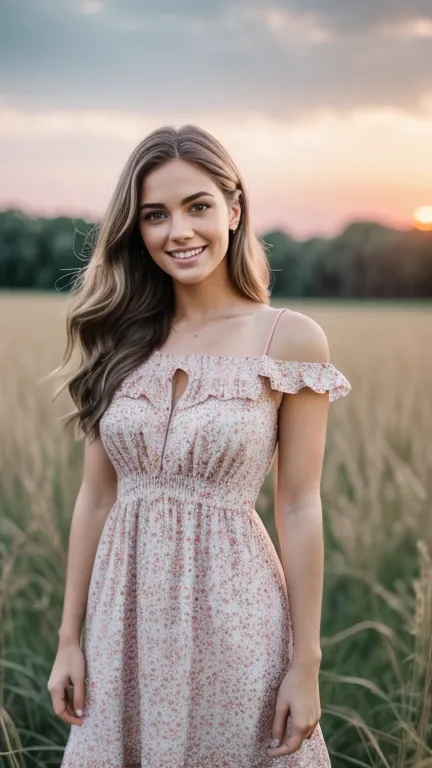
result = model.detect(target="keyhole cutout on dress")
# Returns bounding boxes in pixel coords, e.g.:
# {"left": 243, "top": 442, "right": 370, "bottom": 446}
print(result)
{"left": 160, "top": 368, "right": 190, "bottom": 469}
{"left": 170, "top": 368, "right": 190, "bottom": 412}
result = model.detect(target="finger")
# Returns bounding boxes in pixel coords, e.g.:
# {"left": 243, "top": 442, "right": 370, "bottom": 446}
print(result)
{"left": 284, "top": 724, "right": 308, "bottom": 754}
{"left": 50, "top": 685, "right": 85, "bottom": 726}
{"left": 266, "top": 703, "right": 290, "bottom": 755}
{"left": 267, "top": 724, "right": 308, "bottom": 757}
{"left": 72, "top": 677, "right": 86, "bottom": 719}
{"left": 266, "top": 741, "right": 292, "bottom": 757}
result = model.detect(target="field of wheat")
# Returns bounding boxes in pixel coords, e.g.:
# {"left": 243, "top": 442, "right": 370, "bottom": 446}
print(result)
{"left": 0, "top": 293, "right": 431, "bottom": 767}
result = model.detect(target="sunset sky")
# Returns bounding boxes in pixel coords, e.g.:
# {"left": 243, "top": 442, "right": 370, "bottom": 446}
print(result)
{"left": 1, "top": 0, "right": 432, "bottom": 238}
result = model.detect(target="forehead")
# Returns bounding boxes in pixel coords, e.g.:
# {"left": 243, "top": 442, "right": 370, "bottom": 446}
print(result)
{"left": 140, "top": 158, "right": 220, "bottom": 203}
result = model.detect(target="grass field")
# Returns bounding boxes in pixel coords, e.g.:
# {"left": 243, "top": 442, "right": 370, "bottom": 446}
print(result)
{"left": 0, "top": 293, "right": 431, "bottom": 767}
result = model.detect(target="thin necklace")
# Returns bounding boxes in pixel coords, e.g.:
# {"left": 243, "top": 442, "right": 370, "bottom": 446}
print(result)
{"left": 172, "top": 318, "right": 213, "bottom": 338}
{"left": 171, "top": 304, "right": 266, "bottom": 338}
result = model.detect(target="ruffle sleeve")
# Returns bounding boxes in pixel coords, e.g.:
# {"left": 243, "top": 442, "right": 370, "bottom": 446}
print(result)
{"left": 258, "top": 357, "right": 352, "bottom": 403}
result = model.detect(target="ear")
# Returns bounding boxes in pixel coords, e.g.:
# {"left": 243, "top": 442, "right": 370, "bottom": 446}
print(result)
{"left": 229, "top": 190, "right": 242, "bottom": 231}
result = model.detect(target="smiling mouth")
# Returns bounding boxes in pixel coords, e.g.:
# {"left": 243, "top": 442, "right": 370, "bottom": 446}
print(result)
{"left": 167, "top": 245, "right": 207, "bottom": 261}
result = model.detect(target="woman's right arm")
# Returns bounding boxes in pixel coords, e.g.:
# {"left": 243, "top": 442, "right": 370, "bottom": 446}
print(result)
{"left": 47, "top": 434, "right": 117, "bottom": 725}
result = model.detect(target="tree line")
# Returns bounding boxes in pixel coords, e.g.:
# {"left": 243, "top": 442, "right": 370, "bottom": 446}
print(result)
{"left": 1, "top": 208, "right": 431, "bottom": 298}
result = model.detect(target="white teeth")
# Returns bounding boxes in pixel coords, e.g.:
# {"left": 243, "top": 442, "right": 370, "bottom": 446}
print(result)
{"left": 170, "top": 246, "right": 205, "bottom": 260}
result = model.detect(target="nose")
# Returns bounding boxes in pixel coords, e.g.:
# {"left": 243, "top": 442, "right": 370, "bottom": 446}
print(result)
{"left": 169, "top": 212, "right": 194, "bottom": 242}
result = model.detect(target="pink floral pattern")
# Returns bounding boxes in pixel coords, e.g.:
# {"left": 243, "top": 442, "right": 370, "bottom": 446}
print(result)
{"left": 61, "top": 349, "right": 351, "bottom": 767}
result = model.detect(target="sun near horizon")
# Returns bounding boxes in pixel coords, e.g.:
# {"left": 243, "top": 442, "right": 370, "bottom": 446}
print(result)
{"left": 413, "top": 205, "right": 432, "bottom": 231}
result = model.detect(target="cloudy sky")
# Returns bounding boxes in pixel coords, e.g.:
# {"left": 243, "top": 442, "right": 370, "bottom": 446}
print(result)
{"left": 1, "top": 0, "right": 432, "bottom": 237}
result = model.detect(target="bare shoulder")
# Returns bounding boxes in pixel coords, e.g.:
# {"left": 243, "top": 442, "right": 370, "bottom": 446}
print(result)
{"left": 268, "top": 307, "right": 330, "bottom": 364}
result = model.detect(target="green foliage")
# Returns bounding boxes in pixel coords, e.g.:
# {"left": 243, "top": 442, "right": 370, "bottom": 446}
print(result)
{"left": 0, "top": 210, "right": 97, "bottom": 293}
{"left": 261, "top": 222, "right": 432, "bottom": 299}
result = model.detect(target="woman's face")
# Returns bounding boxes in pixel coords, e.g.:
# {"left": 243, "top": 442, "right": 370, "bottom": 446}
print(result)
{"left": 138, "top": 158, "right": 241, "bottom": 285}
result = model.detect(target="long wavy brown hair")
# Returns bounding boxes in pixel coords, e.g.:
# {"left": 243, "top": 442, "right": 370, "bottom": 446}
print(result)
{"left": 49, "top": 124, "right": 272, "bottom": 441}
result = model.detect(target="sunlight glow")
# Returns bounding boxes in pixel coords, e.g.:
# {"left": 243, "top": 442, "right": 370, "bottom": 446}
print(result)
{"left": 413, "top": 206, "right": 432, "bottom": 231}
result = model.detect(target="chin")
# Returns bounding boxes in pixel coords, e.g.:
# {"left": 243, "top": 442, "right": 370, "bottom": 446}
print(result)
{"left": 171, "top": 270, "right": 210, "bottom": 285}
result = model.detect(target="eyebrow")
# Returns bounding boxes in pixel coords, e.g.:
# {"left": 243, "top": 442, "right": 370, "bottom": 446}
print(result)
{"left": 139, "top": 191, "right": 215, "bottom": 210}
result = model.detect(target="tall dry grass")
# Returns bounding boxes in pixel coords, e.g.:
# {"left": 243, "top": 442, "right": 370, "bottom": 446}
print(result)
{"left": 0, "top": 293, "right": 431, "bottom": 767}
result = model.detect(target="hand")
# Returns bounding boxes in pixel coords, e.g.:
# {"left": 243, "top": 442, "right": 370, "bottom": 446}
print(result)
{"left": 47, "top": 640, "right": 87, "bottom": 726}
{"left": 266, "top": 659, "right": 322, "bottom": 757}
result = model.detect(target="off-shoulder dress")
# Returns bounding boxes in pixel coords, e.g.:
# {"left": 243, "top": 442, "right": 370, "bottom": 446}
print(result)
{"left": 61, "top": 307, "right": 351, "bottom": 768}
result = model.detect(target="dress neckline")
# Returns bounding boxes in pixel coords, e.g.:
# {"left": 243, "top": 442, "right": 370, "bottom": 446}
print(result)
{"left": 154, "top": 349, "right": 267, "bottom": 362}
{"left": 153, "top": 349, "right": 335, "bottom": 367}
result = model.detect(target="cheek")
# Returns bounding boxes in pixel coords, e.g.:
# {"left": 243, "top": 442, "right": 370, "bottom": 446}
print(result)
{"left": 139, "top": 223, "right": 163, "bottom": 254}
{"left": 206, "top": 217, "right": 229, "bottom": 248}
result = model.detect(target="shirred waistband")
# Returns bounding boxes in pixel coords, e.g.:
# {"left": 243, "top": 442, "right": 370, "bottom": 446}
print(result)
{"left": 117, "top": 473, "right": 255, "bottom": 512}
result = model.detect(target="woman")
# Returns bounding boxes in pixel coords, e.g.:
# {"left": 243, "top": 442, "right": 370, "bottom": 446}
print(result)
{"left": 47, "top": 124, "right": 351, "bottom": 767}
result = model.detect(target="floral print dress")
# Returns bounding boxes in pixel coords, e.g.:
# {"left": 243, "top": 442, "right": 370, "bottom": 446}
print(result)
{"left": 61, "top": 308, "right": 351, "bottom": 767}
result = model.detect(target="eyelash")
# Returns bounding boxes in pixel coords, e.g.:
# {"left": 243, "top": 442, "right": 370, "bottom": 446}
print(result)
{"left": 143, "top": 202, "right": 210, "bottom": 222}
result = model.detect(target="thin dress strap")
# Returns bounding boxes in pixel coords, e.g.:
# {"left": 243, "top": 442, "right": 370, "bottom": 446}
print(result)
{"left": 263, "top": 308, "right": 288, "bottom": 356}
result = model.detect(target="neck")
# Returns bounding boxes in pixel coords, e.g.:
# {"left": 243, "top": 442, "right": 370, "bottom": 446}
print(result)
{"left": 171, "top": 268, "right": 247, "bottom": 324}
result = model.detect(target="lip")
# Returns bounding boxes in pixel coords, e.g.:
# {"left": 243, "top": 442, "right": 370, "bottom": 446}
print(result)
{"left": 166, "top": 245, "right": 207, "bottom": 255}
{"left": 166, "top": 245, "right": 208, "bottom": 265}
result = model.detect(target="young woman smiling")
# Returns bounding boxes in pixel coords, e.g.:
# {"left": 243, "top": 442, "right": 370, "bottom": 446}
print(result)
{"left": 47, "top": 124, "right": 351, "bottom": 767}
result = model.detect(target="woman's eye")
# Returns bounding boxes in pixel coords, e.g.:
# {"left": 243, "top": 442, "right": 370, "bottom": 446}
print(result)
{"left": 191, "top": 203, "right": 210, "bottom": 213}
{"left": 144, "top": 211, "right": 165, "bottom": 222}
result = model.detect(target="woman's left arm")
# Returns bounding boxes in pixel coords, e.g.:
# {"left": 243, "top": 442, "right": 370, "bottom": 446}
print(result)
{"left": 267, "top": 314, "right": 332, "bottom": 758}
